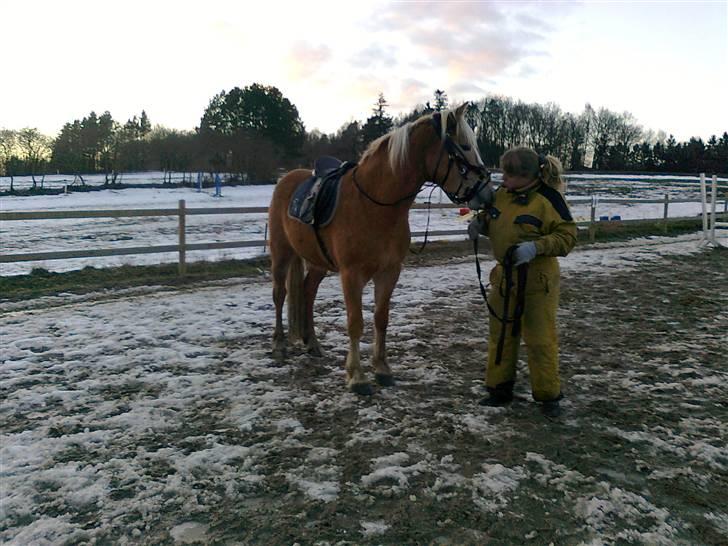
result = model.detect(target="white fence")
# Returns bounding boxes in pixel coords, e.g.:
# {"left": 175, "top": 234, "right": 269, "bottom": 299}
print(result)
{"left": 2, "top": 194, "right": 726, "bottom": 275}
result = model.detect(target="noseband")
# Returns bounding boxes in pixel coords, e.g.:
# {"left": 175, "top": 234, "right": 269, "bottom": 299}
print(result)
{"left": 430, "top": 112, "right": 491, "bottom": 204}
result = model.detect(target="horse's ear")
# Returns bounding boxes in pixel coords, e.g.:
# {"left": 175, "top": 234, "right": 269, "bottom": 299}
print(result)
{"left": 446, "top": 110, "right": 457, "bottom": 134}
{"left": 455, "top": 103, "right": 468, "bottom": 119}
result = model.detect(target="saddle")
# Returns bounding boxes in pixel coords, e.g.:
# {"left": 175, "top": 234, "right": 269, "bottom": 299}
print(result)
{"left": 288, "top": 156, "right": 355, "bottom": 227}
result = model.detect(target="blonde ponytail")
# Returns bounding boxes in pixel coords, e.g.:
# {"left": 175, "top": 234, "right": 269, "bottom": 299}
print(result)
{"left": 500, "top": 147, "right": 566, "bottom": 194}
{"left": 540, "top": 155, "right": 564, "bottom": 193}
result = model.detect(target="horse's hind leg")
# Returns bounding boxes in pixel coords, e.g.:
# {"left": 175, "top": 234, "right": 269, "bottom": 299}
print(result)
{"left": 271, "top": 245, "right": 293, "bottom": 359}
{"left": 372, "top": 266, "right": 401, "bottom": 387}
{"left": 303, "top": 263, "right": 327, "bottom": 357}
{"left": 340, "top": 268, "right": 373, "bottom": 395}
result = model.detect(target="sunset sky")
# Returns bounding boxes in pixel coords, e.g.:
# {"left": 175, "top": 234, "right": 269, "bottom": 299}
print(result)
{"left": 1, "top": 0, "right": 726, "bottom": 141}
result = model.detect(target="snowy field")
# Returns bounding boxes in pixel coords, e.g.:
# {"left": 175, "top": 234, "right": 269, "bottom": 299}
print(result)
{"left": 2, "top": 171, "right": 726, "bottom": 193}
{"left": 2, "top": 173, "right": 726, "bottom": 276}
{"left": 1, "top": 235, "right": 726, "bottom": 544}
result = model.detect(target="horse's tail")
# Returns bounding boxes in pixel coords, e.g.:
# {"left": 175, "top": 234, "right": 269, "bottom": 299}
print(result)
{"left": 286, "top": 255, "right": 306, "bottom": 341}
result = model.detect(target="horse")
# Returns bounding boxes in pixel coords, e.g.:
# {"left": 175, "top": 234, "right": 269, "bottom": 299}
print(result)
{"left": 268, "top": 103, "right": 490, "bottom": 395}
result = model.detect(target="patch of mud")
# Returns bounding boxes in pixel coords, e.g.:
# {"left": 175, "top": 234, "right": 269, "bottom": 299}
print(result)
{"left": 1, "top": 247, "right": 726, "bottom": 545}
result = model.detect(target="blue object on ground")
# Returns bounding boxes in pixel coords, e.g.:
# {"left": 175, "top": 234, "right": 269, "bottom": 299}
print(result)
{"left": 214, "top": 173, "right": 222, "bottom": 197}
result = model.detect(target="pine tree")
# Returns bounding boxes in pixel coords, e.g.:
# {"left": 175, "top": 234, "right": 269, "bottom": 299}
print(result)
{"left": 433, "top": 89, "right": 448, "bottom": 112}
{"left": 361, "top": 93, "right": 394, "bottom": 146}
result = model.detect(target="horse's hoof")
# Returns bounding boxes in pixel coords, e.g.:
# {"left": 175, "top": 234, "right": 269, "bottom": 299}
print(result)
{"left": 272, "top": 346, "right": 286, "bottom": 360}
{"left": 307, "top": 342, "right": 324, "bottom": 358}
{"left": 350, "top": 383, "right": 374, "bottom": 396}
{"left": 375, "top": 374, "right": 395, "bottom": 387}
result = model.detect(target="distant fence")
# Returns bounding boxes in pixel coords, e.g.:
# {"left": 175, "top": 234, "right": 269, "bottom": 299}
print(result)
{"left": 0, "top": 171, "right": 245, "bottom": 192}
{"left": 2, "top": 194, "right": 727, "bottom": 275}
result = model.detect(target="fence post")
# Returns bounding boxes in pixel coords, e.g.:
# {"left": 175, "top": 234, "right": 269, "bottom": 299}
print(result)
{"left": 589, "top": 196, "right": 597, "bottom": 242}
{"left": 710, "top": 175, "right": 718, "bottom": 244}
{"left": 178, "top": 199, "right": 186, "bottom": 275}
{"left": 662, "top": 194, "right": 669, "bottom": 233}
{"left": 263, "top": 222, "right": 268, "bottom": 253}
{"left": 700, "top": 173, "right": 708, "bottom": 241}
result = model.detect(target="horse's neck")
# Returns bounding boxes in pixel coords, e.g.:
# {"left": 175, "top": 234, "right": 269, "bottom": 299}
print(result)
{"left": 355, "top": 149, "right": 427, "bottom": 207}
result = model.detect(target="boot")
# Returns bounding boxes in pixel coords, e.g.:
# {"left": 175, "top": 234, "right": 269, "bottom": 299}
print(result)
{"left": 480, "top": 381, "right": 514, "bottom": 407}
{"left": 541, "top": 399, "right": 562, "bottom": 418}
{"left": 479, "top": 394, "right": 513, "bottom": 407}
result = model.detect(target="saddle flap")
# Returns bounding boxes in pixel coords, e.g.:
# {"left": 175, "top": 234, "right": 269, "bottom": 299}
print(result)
{"left": 288, "top": 161, "right": 355, "bottom": 228}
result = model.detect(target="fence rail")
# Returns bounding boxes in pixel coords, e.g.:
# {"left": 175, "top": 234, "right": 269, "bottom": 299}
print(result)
{"left": 2, "top": 195, "right": 727, "bottom": 274}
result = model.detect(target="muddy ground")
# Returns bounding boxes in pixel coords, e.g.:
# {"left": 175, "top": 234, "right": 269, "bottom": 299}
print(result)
{"left": 1, "top": 241, "right": 727, "bottom": 545}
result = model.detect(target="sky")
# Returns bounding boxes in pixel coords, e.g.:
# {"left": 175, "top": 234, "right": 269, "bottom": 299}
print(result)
{"left": 1, "top": 0, "right": 726, "bottom": 141}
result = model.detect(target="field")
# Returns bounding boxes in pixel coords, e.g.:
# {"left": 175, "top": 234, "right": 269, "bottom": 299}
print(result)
{"left": 2, "top": 173, "right": 726, "bottom": 277}
{"left": 1, "top": 234, "right": 726, "bottom": 545}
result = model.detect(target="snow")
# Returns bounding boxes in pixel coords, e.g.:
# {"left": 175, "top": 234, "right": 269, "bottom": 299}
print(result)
{"left": 471, "top": 463, "right": 526, "bottom": 513}
{"left": 2, "top": 174, "right": 726, "bottom": 276}
{"left": 1, "top": 223, "right": 726, "bottom": 543}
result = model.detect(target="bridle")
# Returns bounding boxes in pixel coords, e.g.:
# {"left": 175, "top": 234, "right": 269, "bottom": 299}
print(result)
{"left": 429, "top": 112, "right": 491, "bottom": 205}
{"left": 352, "top": 112, "right": 491, "bottom": 207}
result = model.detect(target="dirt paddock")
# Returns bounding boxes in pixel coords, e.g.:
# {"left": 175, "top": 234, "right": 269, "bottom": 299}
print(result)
{"left": 1, "top": 237, "right": 726, "bottom": 545}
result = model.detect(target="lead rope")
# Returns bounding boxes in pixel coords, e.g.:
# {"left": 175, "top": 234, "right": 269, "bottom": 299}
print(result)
{"left": 474, "top": 241, "right": 529, "bottom": 365}
{"left": 410, "top": 184, "right": 438, "bottom": 255}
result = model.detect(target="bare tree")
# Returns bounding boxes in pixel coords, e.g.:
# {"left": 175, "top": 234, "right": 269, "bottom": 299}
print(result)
{"left": 0, "top": 129, "right": 18, "bottom": 191}
{"left": 16, "top": 128, "right": 52, "bottom": 189}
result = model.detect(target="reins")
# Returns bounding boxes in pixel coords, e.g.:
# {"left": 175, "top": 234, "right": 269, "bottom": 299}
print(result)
{"left": 351, "top": 166, "right": 421, "bottom": 207}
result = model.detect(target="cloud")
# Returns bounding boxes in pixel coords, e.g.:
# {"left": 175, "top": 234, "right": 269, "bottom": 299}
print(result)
{"left": 286, "top": 42, "right": 332, "bottom": 79}
{"left": 365, "top": 1, "right": 571, "bottom": 83}
{"left": 449, "top": 81, "right": 488, "bottom": 96}
{"left": 350, "top": 45, "right": 399, "bottom": 69}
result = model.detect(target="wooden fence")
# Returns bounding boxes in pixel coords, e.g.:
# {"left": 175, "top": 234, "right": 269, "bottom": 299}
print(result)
{"left": 2, "top": 195, "right": 727, "bottom": 275}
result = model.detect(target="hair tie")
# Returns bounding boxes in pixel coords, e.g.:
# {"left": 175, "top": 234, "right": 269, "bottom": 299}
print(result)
{"left": 538, "top": 153, "right": 547, "bottom": 168}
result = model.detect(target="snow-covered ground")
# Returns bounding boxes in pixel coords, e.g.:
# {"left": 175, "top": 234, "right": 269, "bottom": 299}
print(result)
{"left": 2, "top": 171, "right": 726, "bottom": 192}
{"left": 2, "top": 175, "right": 726, "bottom": 276}
{"left": 1, "top": 235, "right": 726, "bottom": 544}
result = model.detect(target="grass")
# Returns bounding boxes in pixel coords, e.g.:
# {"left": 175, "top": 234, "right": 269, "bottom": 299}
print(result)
{"left": 0, "top": 258, "right": 269, "bottom": 302}
{"left": 0, "top": 216, "right": 721, "bottom": 303}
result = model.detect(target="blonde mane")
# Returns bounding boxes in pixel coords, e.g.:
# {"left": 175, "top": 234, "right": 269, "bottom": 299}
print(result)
{"left": 359, "top": 106, "right": 482, "bottom": 174}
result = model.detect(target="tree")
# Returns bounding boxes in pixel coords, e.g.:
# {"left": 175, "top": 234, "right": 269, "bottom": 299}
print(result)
{"left": 0, "top": 129, "right": 18, "bottom": 191}
{"left": 16, "top": 128, "right": 52, "bottom": 188}
{"left": 361, "top": 93, "right": 394, "bottom": 146}
{"left": 52, "top": 120, "right": 84, "bottom": 173}
{"left": 329, "top": 121, "right": 363, "bottom": 160}
{"left": 199, "top": 83, "right": 305, "bottom": 161}
{"left": 433, "top": 89, "right": 448, "bottom": 112}
{"left": 590, "top": 108, "right": 620, "bottom": 170}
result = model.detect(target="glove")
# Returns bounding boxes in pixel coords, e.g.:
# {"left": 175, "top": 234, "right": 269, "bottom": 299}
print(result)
{"left": 468, "top": 215, "right": 486, "bottom": 241}
{"left": 467, "top": 183, "right": 494, "bottom": 211}
{"left": 513, "top": 241, "right": 537, "bottom": 266}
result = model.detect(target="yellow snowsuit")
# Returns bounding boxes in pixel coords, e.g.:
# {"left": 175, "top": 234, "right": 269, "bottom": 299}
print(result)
{"left": 478, "top": 182, "right": 577, "bottom": 401}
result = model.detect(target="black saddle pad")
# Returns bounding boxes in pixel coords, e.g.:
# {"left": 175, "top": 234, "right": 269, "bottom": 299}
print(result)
{"left": 288, "top": 161, "right": 355, "bottom": 227}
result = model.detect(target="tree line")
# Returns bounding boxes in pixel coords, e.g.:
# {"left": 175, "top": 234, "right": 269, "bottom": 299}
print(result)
{"left": 1, "top": 84, "right": 726, "bottom": 191}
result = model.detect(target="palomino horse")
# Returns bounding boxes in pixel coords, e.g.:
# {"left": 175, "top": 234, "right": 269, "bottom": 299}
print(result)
{"left": 268, "top": 104, "right": 490, "bottom": 394}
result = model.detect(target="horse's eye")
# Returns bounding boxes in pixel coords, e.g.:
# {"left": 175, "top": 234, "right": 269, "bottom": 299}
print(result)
{"left": 461, "top": 145, "right": 471, "bottom": 151}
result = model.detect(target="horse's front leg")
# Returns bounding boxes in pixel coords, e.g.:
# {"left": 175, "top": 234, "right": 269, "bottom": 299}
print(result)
{"left": 340, "top": 269, "right": 373, "bottom": 395}
{"left": 372, "top": 267, "right": 401, "bottom": 387}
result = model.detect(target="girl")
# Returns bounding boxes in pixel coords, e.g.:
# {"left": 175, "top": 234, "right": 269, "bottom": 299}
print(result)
{"left": 469, "top": 147, "right": 576, "bottom": 417}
